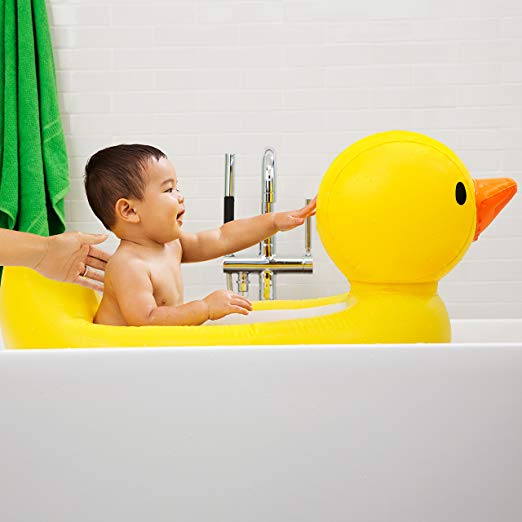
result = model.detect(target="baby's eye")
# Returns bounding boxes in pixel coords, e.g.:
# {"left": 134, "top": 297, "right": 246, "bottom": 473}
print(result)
{"left": 165, "top": 188, "right": 174, "bottom": 193}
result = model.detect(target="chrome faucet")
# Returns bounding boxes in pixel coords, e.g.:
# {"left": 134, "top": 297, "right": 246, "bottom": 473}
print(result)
{"left": 260, "top": 148, "right": 276, "bottom": 259}
{"left": 223, "top": 148, "right": 313, "bottom": 300}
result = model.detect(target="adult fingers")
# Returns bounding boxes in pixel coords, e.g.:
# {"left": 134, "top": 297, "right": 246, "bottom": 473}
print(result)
{"left": 85, "top": 254, "right": 108, "bottom": 271}
{"left": 88, "top": 245, "right": 111, "bottom": 263}
{"left": 74, "top": 275, "right": 104, "bottom": 292}
{"left": 82, "top": 266, "right": 104, "bottom": 283}
{"left": 78, "top": 232, "right": 109, "bottom": 246}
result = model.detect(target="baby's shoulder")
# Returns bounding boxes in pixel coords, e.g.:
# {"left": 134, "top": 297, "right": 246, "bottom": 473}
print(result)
{"left": 106, "top": 244, "right": 149, "bottom": 273}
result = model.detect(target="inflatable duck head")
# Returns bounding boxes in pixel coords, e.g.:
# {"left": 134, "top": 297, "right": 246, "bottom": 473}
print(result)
{"left": 317, "top": 131, "right": 517, "bottom": 284}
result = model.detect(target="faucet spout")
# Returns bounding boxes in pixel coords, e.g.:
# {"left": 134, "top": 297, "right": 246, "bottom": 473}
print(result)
{"left": 260, "top": 148, "right": 276, "bottom": 260}
{"left": 261, "top": 148, "right": 276, "bottom": 214}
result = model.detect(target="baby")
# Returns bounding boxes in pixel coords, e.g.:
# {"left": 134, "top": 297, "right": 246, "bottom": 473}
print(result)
{"left": 84, "top": 144, "right": 316, "bottom": 326}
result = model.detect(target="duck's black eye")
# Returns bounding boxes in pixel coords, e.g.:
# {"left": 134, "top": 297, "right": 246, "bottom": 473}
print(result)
{"left": 455, "top": 182, "right": 467, "bottom": 205}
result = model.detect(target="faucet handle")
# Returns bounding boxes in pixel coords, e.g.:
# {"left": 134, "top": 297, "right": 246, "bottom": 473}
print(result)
{"left": 224, "top": 153, "right": 235, "bottom": 223}
{"left": 305, "top": 198, "right": 312, "bottom": 257}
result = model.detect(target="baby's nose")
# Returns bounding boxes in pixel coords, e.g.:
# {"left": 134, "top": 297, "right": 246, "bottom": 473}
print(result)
{"left": 177, "top": 193, "right": 184, "bottom": 202}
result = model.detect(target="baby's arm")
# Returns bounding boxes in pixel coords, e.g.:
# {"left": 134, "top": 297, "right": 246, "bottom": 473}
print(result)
{"left": 180, "top": 197, "right": 316, "bottom": 263}
{"left": 110, "top": 258, "right": 251, "bottom": 326}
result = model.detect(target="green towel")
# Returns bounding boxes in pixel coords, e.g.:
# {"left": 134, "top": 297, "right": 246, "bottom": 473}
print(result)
{"left": 0, "top": 0, "right": 70, "bottom": 279}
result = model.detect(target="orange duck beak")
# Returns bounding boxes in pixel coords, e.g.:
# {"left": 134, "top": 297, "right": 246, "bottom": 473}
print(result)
{"left": 473, "top": 178, "right": 517, "bottom": 240}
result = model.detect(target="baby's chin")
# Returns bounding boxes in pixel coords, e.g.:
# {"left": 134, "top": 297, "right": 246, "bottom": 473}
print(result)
{"left": 148, "top": 228, "right": 181, "bottom": 245}
{"left": 144, "top": 219, "right": 184, "bottom": 244}
{"left": 163, "top": 225, "right": 183, "bottom": 243}
{"left": 162, "top": 233, "right": 181, "bottom": 244}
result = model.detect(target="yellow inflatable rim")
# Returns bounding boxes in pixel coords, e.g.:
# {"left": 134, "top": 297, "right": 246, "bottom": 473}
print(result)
{"left": 0, "top": 267, "right": 349, "bottom": 349}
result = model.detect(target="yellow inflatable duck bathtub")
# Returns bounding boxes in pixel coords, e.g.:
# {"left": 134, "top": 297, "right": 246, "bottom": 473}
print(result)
{"left": 1, "top": 131, "right": 517, "bottom": 349}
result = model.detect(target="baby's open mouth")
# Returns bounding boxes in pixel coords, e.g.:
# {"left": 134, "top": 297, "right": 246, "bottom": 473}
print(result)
{"left": 176, "top": 209, "right": 185, "bottom": 221}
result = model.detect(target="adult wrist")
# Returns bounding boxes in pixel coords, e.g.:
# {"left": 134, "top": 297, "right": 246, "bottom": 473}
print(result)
{"left": 30, "top": 235, "right": 50, "bottom": 271}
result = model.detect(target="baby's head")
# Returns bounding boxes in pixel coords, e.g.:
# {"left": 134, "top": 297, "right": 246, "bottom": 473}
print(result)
{"left": 85, "top": 144, "right": 185, "bottom": 243}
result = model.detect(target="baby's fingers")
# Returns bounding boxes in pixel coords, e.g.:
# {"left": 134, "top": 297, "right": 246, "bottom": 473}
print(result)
{"left": 231, "top": 295, "right": 253, "bottom": 310}
{"left": 231, "top": 299, "right": 252, "bottom": 312}
{"left": 288, "top": 216, "right": 305, "bottom": 228}
{"left": 291, "top": 208, "right": 313, "bottom": 220}
{"left": 230, "top": 305, "right": 250, "bottom": 316}
{"left": 293, "top": 197, "right": 317, "bottom": 218}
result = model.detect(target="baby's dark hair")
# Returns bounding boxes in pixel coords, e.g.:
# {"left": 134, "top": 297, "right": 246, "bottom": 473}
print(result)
{"left": 84, "top": 144, "right": 167, "bottom": 230}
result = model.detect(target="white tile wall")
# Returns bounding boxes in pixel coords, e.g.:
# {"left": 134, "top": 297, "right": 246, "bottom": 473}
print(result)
{"left": 48, "top": 0, "right": 522, "bottom": 319}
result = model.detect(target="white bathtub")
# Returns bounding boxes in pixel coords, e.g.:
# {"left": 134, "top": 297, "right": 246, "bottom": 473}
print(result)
{"left": 0, "top": 319, "right": 521, "bottom": 522}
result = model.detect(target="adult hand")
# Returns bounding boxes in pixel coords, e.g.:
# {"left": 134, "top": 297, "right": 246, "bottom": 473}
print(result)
{"left": 33, "top": 231, "right": 111, "bottom": 292}
{"left": 273, "top": 196, "right": 316, "bottom": 232}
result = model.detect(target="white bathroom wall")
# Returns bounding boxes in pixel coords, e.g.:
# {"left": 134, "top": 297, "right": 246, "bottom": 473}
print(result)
{"left": 47, "top": 0, "right": 522, "bottom": 318}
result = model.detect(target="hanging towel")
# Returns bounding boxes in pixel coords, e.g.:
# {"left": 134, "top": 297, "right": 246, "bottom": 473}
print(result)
{"left": 0, "top": 0, "right": 70, "bottom": 279}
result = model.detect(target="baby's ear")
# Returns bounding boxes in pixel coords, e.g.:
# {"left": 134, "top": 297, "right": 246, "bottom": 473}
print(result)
{"left": 115, "top": 198, "right": 140, "bottom": 224}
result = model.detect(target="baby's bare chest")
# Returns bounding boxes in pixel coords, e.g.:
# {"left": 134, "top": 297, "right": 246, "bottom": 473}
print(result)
{"left": 149, "top": 253, "right": 183, "bottom": 307}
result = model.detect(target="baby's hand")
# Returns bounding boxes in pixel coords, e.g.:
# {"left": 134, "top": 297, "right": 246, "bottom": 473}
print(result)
{"left": 273, "top": 196, "right": 316, "bottom": 232}
{"left": 203, "top": 290, "right": 253, "bottom": 320}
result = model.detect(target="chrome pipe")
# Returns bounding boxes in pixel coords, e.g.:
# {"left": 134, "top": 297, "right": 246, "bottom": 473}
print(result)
{"left": 224, "top": 153, "right": 235, "bottom": 197}
{"left": 223, "top": 257, "right": 313, "bottom": 274}
{"left": 237, "top": 272, "right": 250, "bottom": 296}
{"left": 305, "top": 198, "right": 312, "bottom": 257}
{"left": 226, "top": 272, "right": 233, "bottom": 291}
